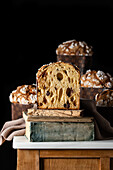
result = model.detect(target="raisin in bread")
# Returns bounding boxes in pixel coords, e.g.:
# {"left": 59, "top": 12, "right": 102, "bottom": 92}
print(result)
{"left": 36, "top": 62, "right": 80, "bottom": 109}
{"left": 95, "top": 89, "right": 113, "bottom": 107}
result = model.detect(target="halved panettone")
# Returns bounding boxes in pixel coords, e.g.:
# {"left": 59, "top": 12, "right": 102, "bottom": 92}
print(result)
{"left": 36, "top": 62, "right": 80, "bottom": 109}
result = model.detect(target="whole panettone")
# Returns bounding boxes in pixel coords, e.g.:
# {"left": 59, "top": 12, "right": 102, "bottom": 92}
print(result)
{"left": 36, "top": 61, "right": 80, "bottom": 109}
{"left": 9, "top": 84, "right": 37, "bottom": 104}
{"left": 95, "top": 89, "right": 113, "bottom": 107}
{"left": 56, "top": 40, "right": 93, "bottom": 56}
{"left": 56, "top": 40, "right": 93, "bottom": 75}
{"left": 80, "top": 70, "right": 113, "bottom": 100}
{"left": 95, "top": 89, "right": 113, "bottom": 127}
{"left": 9, "top": 84, "right": 37, "bottom": 119}
{"left": 81, "top": 70, "right": 113, "bottom": 88}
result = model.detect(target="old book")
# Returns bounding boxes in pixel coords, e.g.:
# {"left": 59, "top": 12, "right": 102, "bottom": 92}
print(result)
{"left": 23, "top": 111, "right": 94, "bottom": 142}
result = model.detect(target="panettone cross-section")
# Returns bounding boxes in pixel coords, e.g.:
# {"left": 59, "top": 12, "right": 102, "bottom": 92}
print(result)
{"left": 36, "top": 62, "right": 80, "bottom": 109}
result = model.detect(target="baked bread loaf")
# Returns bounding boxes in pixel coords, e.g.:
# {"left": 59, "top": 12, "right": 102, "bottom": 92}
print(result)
{"left": 9, "top": 84, "right": 37, "bottom": 104}
{"left": 81, "top": 70, "right": 113, "bottom": 88}
{"left": 95, "top": 89, "right": 113, "bottom": 107}
{"left": 36, "top": 62, "right": 80, "bottom": 109}
{"left": 56, "top": 40, "right": 93, "bottom": 75}
{"left": 56, "top": 40, "right": 93, "bottom": 56}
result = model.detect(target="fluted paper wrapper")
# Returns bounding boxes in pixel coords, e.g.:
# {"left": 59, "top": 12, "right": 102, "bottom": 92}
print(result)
{"left": 11, "top": 103, "right": 34, "bottom": 120}
{"left": 57, "top": 55, "right": 92, "bottom": 75}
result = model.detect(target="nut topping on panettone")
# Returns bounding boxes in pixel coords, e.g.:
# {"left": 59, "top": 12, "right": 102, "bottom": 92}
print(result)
{"left": 81, "top": 70, "right": 113, "bottom": 88}
{"left": 95, "top": 89, "right": 113, "bottom": 107}
{"left": 9, "top": 84, "right": 37, "bottom": 104}
{"left": 56, "top": 40, "right": 93, "bottom": 56}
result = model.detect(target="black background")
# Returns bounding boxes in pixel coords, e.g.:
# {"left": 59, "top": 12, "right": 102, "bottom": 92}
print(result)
{"left": 1, "top": 0, "right": 113, "bottom": 169}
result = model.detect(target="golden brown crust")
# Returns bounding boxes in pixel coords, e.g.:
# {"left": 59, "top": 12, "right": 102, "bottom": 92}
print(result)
{"left": 95, "top": 89, "right": 113, "bottom": 107}
{"left": 81, "top": 70, "right": 113, "bottom": 88}
{"left": 36, "top": 62, "right": 80, "bottom": 110}
{"left": 36, "top": 64, "right": 48, "bottom": 79}
{"left": 9, "top": 84, "right": 37, "bottom": 104}
{"left": 36, "top": 62, "right": 80, "bottom": 80}
{"left": 56, "top": 40, "right": 93, "bottom": 56}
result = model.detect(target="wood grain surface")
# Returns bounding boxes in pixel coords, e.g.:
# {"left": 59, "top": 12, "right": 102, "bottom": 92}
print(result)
{"left": 42, "top": 158, "right": 99, "bottom": 170}
{"left": 17, "top": 149, "right": 39, "bottom": 170}
{"left": 17, "top": 149, "right": 113, "bottom": 170}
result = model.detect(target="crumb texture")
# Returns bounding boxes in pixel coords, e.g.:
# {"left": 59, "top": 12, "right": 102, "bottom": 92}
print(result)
{"left": 36, "top": 62, "right": 80, "bottom": 109}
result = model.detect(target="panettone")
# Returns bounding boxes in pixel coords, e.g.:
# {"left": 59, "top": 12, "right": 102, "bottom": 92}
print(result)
{"left": 56, "top": 40, "right": 93, "bottom": 56}
{"left": 36, "top": 61, "right": 80, "bottom": 109}
{"left": 9, "top": 84, "right": 37, "bottom": 104}
{"left": 9, "top": 84, "right": 37, "bottom": 120}
{"left": 81, "top": 70, "right": 113, "bottom": 88}
{"left": 56, "top": 40, "right": 93, "bottom": 75}
{"left": 95, "top": 89, "right": 113, "bottom": 107}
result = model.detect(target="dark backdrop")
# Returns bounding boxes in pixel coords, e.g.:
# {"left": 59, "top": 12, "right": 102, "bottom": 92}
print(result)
{"left": 1, "top": 0, "right": 113, "bottom": 169}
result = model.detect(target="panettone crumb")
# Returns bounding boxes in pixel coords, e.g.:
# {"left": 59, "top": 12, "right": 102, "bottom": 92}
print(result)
{"left": 36, "top": 62, "right": 80, "bottom": 109}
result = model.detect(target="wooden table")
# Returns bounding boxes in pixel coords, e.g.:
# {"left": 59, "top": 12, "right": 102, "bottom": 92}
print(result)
{"left": 13, "top": 136, "right": 113, "bottom": 170}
